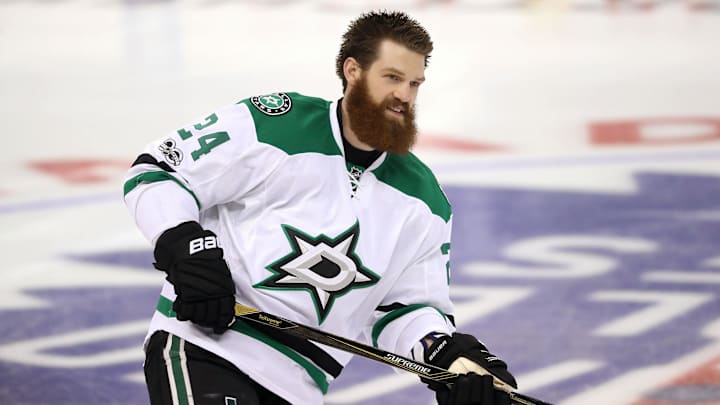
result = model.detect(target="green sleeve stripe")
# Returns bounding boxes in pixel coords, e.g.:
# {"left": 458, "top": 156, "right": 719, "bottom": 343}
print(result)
{"left": 155, "top": 296, "right": 329, "bottom": 394}
{"left": 371, "top": 304, "right": 447, "bottom": 348}
{"left": 123, "top": 171, "right": 201, "bottom": 209}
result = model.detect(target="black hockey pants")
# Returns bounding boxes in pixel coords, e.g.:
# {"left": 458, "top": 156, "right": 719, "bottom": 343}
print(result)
{"left": 144, "top": 331, "right": 291, "bottom": 405}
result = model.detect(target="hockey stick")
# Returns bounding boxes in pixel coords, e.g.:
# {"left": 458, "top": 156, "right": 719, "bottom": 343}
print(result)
{"left": 234, "top": 303, "right": 553, "bottom": 405}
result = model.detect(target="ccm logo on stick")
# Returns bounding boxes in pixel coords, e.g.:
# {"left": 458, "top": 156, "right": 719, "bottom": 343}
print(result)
{"left": 189, "top": 236, "right": 218, "bottom": 254}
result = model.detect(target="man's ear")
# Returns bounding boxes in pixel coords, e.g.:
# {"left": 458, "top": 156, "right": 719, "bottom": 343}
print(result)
{"left": 343, "top": 57, "right": 362, "bottom": 86}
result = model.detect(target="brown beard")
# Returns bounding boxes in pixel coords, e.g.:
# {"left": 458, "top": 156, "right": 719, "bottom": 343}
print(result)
{"left": 344, "top": 74, "right": 417, "bottom": 155}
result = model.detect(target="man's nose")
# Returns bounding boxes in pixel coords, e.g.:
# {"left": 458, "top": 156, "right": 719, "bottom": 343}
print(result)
{"left": 393, "top": 84, "right": 412, "bottom": 104}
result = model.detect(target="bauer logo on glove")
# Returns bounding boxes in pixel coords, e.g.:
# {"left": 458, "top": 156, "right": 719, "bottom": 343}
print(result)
{"left": 189, "top": 235, "right": 219, "bottom": 254}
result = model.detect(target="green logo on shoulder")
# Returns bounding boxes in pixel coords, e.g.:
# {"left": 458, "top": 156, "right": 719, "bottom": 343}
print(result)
{"left": 250, "top": 93, "right": 292, "bottom": 116}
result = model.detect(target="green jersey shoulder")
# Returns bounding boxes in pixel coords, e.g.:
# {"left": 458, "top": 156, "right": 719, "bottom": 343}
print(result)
{"left": 239, "top": 92, "right": 341, "bottom": 157}
{"left": 373, "top": 152, "right": 452, "bottom": 223}
{"left": 239, "top": 92, "right": 451, "bottom": 222}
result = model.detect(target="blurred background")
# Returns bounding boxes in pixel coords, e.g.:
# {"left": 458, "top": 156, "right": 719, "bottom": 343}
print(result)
{"left": 1, "top": 0, "right": 719, "bottom": 404}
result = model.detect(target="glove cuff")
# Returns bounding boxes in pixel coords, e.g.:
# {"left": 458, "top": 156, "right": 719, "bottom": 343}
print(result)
{"left": 425, "top": 332, "right": 483, "bottom": 367}
{"left": 425, "top": 332, "right": 518, "bottom": 389}
{"left": 153, "top": 221, "right": 205, "bottom": 272}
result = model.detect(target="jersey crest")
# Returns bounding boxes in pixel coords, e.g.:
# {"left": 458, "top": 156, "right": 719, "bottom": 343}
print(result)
{"left": 254, "top": 222, "right": 380, "bottom": 324}
{"left": 250, "top": 93, "right": 292, "bottom": 116}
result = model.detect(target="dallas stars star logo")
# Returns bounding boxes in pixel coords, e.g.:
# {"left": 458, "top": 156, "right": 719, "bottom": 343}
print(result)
{"left": 254, "top": 222, "right": 380, "bottom": 324}
{"left": 249, "top": 92, "right": 292, "bottom": 116}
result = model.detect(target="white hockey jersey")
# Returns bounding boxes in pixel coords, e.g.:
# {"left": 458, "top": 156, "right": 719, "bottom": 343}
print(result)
{"left": 124, "top": 92, "right": 456, "bottom": 404}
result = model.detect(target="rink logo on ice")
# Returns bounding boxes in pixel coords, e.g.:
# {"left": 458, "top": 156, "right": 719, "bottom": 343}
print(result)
{"left": 443, "top": 172, "right": 720, "bottom": 403}
{"left": 2, "top": 172, "right": 719, "bottom": 404}
{"left": 254, "top": 222, "right": 380, "bottom": 324}
{"left": 250, "top": 93, "right": 292, "bottom": 116}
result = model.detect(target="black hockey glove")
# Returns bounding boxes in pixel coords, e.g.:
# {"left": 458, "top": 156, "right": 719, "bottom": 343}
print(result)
{"left": 154, "top": 221, "right": 236, "bottom": 334}
{"left": 423, "top": 333, "right": 517, "bottom": 405}
{"left": 437, "top": 373, "right": 508, "bottom": 405}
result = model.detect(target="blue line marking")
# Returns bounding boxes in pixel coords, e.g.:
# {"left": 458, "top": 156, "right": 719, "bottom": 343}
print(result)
{"left": 0, "top": 192, "right": 119, "bottom": 214}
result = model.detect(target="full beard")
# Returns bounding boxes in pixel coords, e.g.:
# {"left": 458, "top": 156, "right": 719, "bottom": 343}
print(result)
{"left": 344, "top": 75, "right": 418, "bottom": 155}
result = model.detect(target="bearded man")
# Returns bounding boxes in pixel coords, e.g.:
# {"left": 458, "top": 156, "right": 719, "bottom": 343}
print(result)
{"left": 124, "top": 10, "right": 518, "bottom": 405}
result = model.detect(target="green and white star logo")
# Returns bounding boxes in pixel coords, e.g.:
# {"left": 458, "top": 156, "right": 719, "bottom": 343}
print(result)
{"left": 255, "top": 222, "right": 380, "bottom": 324}
{"left": 250, "top": 92, "right": 292, "bottom": 116}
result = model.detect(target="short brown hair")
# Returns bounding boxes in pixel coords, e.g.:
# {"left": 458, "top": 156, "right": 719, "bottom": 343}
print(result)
{"left": 336, "top": 11, "right": 433, "bottom": 91}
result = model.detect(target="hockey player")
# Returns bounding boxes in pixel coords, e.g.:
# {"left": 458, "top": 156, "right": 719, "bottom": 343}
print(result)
{"left": 124, "top": 10, "right": 517, "bottom": 405}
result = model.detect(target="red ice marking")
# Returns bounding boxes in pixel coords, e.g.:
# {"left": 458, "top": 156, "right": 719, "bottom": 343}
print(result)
{"left": 416, "top": 133, "right": 505, "bottom": 152}
{"left": 630, "top": 355, "right": 720, "bottom": 405}
{"left": 590, "top": 118, "right": 720, "bottom": 146}
{"left": 672, "top": 354, "right": 720, "bottom": 387}
{"left": 28, "top": 159, "right": 131, "bottom": 184}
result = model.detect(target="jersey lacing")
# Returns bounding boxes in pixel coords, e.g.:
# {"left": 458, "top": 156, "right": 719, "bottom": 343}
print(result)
{"left": 348, "top": 166, "right": 364, "bottom": 198}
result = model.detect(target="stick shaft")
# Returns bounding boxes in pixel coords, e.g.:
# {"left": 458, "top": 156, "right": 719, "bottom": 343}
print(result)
{"left": 234, "top": 304, "right": 553, "bottom": 405}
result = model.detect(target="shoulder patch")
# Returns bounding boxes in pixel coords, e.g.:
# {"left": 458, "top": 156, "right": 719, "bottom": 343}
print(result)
{"left": 158, "top": 138, "right": 184, "bottom": 166}
{"left": 250, "top": 93, "right": 292, "bottom": 116}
